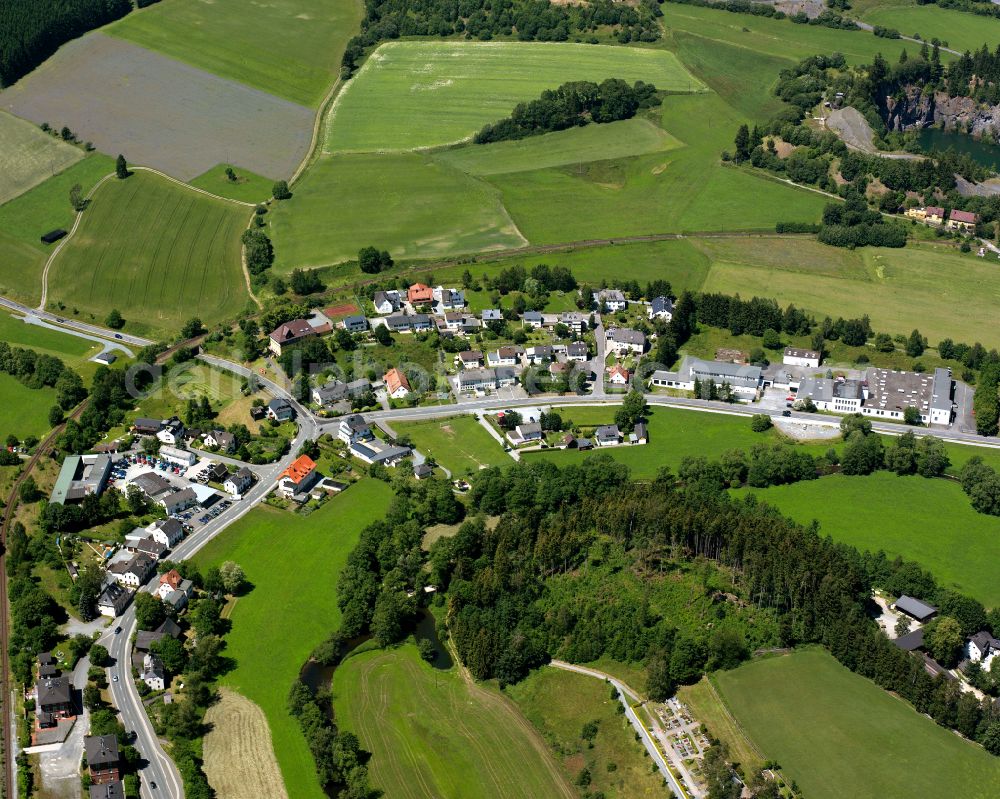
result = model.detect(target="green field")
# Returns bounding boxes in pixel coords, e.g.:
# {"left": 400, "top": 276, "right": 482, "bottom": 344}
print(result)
{"left": 46, "top": 170, "right": 250, "bottom": 336}
{"left": 505, "top": 667, "right": 667, "bottom": 799}
{"left": 189, "top": 164, "right": 276, "bottom": 204}
{"left": 331, "top": 643, "right": 575, "bottom": 799}
{"left": 193, "top": 481, "right": 394, "bottom": 799}
{"left": 0, "top": 111, "right": 84, "bottom": 206}
{"left": 715, "top": 648, "right": 1000, "bottom": 799}
{"left": 0, "top": 373, "right": 58, "bottom": 440}
{"left": 860, "top": 1, "right": 1000, "bottom": 55}
{"left": 394, "top": 415, "right": 509, "bottom": 476}
{"left": 269, "top": 152, "right": 526, "bottom": 269}
{"left": 0, "top": 155, "right": 113, "bottom": 306}
{"left": 0, "top": 313, "right": 96, "bottom": 365}
{"left": 109, "top": 0, "right": 363, "bottom": 106}
{"left": 739, "top": 473, "right": 1000, "bottom": 607}
{"left": 435, "top": 118, "right": 681, "bottom": 176}
{"left": 325, "top": 41, "right": 705, "bottom": 153}
{"left": 525, "top": 406, "right": 822, "bottom": 478}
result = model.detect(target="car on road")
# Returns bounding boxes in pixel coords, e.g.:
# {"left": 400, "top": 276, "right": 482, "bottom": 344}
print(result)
{"left": 112, "top": 675, "right": 119, "bottom": 682}
{"left": 114, "top": 334, "right": 123, "bottom": 339}
{"left": 782, "top": 410, "right": 792, "bottom": 417}
{"left": 115, "top": 626, "right": 122, "bottom": 634}
{"left": 150, "top": 782, "right": 157, "bottom": 790}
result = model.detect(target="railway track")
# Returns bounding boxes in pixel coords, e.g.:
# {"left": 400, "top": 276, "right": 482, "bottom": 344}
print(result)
{"left": 0, "top": 399, "right": 88, "bottom": 799}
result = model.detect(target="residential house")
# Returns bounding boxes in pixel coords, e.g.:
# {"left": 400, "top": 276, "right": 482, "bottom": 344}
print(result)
{"left": 606, "top": 327, "right": 647, "bottom": 356}
{"left": 458, "top": 368, "right": 497, "bottom": 393}
{"left": 108, "top": 553, "right": 155, "bottom": 589}
{"left": 131, "top": 418, "right": 163, "bottom": 436}
{"left": 595, "top": 425, "right": 621, "bottom": 447}
{"left": 522, "top": 311, "right": 544, "bottom": 329}
{"left": 593, "top": 289, "right": 627, "bottom": 312}
{"left": 125, "top": 536, "right": 167, "bottom": 561}
{"left": 947, "top": 209, "right": 978, "bottom": 232}
{"left": 97, "top": 583, "right": 130, "bottom": 617}
{"left": 266, "top": 397, "right": 295, "bottom": 422}
{"left": 407, "top": 283, "right": 434, "bottom": 306}
{"left": 385, "top": 314, "right": 414, "bottom": 333}
{"left": 156, "top": 417, "right": 185, "bottom": 446}
{"left": 341, "top": 315, "right": 368, "bottom": 333}
{"left": 90, "top": 781, "right": 125, "bottom": 799}
{"left": 549, "top": 362, "right": 570, "bottom": 379}
{"left": 203, "top": 430, "right": 236, "bottom": 453}
{"left": 434, "top": 286, "right": 465, "bottom": 312}
{"left": 269, "top": 319, "right": 316, "bottom": 356}
{"left": 338, "top": 414, "right": 372, "bottom": 444}
{"left": 147, "top": 518, "right": 184, "bottom": 547}
{"left": 566, "top": 342, "right": 589, "bottom": 362}
{"left": 410, "top": 314, "right": 432, "bottom": 332}
{"left": 414, "top": 463, "right": 434, "bottom": 480}
{"left": 159, "top": 445, "right": 196, "bottom": 468}
{"left": 783, "top": 347, "right": 822, "bottom": 368}
{"left": 278, "top": 455, "right": 320, "bottom": 499}
{"left": 441, "top": 312, "right": 465, "bottom": 332}
{"left": 36, "top": 676, "right": 72, "bottom": 716}
{"left": 607, "top": 364, "right": 630, "bottom": 386}
{"left": 495, "top": 367, "right": 519, "bottom": 387}
{"left": 632, "top": 422, "right": 648, "bottom": 445}
{"left": 201, "top": 462, "right": 229, "bottom": 484}
{"left": 648, "top": 296, "right": 674, "bottom": 321}
{"left": 894, "top": 595, "right": 938, "bottom": 623}
{"left": 141, "top": 653, "right": 165, "bottom": 691}
{"left": 224, "top": 467, "right": 254, "bottom": 496}
{"left": 458, "top": 350, "right": 484, "bottom": 369}
{"left": 50, "top": 454, "right": 112, "bottom": 504}
{"left": 968, "top": 631, "right": 1000, "bottom": 671}
{"left": 85, "top": 735, "right": 120, "bottom": 784}
{"left": 157, "top": 570, "right": 184, "bottom": 600}
{"left": 559, "top": 312, "right": 587, "bottom": 335}
{"left": 384, "top": 368, "right": 411, "bottom": 399}
{"left": 487, "top": 346, "right": 520, "bottom": 367}
{"left": 512, "top": 423, "right": 543, "bottom": 444}
{"left": 130, "top": 471, "right": 172, "bottom": 500}
{"left": 372, "top": 290, "right": 401, "bottom": 315}
{"left": 313, "top": 380, "right": 348, "bottom": 407}
{"left": 525, "top": 345, "right": 553, "bottom": 364}
{"left": 482, "top": 309, "right": 503, "bottom": 324}
{"left": 158, "top": 487, "right": 198, "bottom": 515}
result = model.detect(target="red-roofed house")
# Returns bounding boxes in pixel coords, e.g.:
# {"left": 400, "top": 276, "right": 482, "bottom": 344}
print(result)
{"left": 269, "top": 319, "right": 316, "bottom": 356}
{"left": 947, "top": 209, "right": 979, "bottom": 232}
{"left": 157, "top": 569, "right": 182, "bottom": 600}
{"left": 607, "top": 364, "right": 630, "bottom": 386}
{"left": 407, "top": 283, "right": 433, "bottom": 305}
{"left": 384, "top": 368, "right": 411, "bottom": 399}
{"left": 278, "top": 455, "right": 319, "bottom": 498}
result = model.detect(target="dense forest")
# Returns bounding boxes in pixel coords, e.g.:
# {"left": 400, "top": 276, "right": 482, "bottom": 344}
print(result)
{"left": 0, "top": 0, "right": 133, "bottom": 87}
{"left": 474, "top": 79, "right": 659, "bottom": 143}
{"left": 342, "top": 0, "right": 663, "bottom": 74}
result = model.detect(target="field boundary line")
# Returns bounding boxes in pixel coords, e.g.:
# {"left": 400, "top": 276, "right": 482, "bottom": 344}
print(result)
{"left": 703, "top": 675, "right": 766, "bottom": 762}
{"left": 291, "top": 74, "right": 344, "bottom": 185}
{"left": 131, "top": 166, "right": 256, "bottom": 207}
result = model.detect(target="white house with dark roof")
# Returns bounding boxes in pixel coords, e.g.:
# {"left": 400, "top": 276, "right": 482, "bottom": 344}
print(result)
{"left": 224, "top": 467, "right": 254, "bottom": 496}
{"left": 968, "top": 632, "right": 1000, "bottom": 671}
{"left": 648, "top": 296, "right": 674, "bottom": 321}
{"left": 566, "top": 342, "right": 589, "bottom": 362}
{"left": 372, "top": 290, "right": 401, "bottom": 315}
{"left": 593, "top": 289, "right": 627, "bottom": 312}
{"left": 606, "top": 327, "right": 647, "bottom": 355}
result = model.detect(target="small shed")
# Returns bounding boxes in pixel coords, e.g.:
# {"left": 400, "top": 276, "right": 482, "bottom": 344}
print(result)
{"left": 40, "top": 229, "right": 67, "bottom": 245}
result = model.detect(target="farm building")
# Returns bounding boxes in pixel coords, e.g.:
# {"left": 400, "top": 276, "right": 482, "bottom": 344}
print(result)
{"left": 50, "top": 454, "right": 112, "bottom": 505}
{"left": 894, "top": 595, "right": 938, "bottom": 623}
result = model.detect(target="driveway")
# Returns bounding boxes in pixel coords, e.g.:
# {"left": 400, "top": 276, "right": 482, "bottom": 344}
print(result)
{"left": 37, "top": 656, "right": 91, "bottom": 799}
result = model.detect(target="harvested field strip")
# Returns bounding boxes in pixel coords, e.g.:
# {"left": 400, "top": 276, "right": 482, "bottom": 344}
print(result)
{"left": 203, "top": 688, "right": 289, "bottom": 799}
{"left": 46, "top": 170, "right": 249, "bottom": 337}
{"left": 0, "top": 110, "right": 83, "bottom": 206}
{"left": 325, "top": 41, "right": 705, "bottom": 153}
{"left": 0, "top": 33, "right": 313, "bottom": 181}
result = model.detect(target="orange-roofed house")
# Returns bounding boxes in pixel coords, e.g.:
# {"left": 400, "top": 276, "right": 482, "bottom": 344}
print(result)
{"left": 384, "top": 368, "right": 411, "bottom": 399}
{"left": 407, "top": 283, "right": 433, "bottom": 305}
{"left": 607, "top": 364, "right": 630, "bottom": 386}
{"left": 156, "top": 569, "right": 182, "bottom": 600}
{"left": 278, "top": 454, "right": 319, "bottom": 499}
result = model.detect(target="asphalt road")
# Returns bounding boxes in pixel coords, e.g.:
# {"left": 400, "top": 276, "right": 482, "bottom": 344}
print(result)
{"left": 96, "top": 361, "right": 314, "bottom": 799}
{"left": 0, "top": 297, "right": 153, "bottom": 347}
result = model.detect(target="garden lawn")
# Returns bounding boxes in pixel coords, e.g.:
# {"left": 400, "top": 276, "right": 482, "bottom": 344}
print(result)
{"left": 525, "top": 406, "right": 821, "bottom": 478}
{"left": 189, "top": 164, "right": 276, "bottom": 205}
{"left": 737, "top": 472, "right": 1000, "bottom": 607}
{"left": 393, "top": 416, "right": 509, "bottom": 476}
{"left": 268, "top": 152, "right": 526, "bottom": 269}
{"left": 434, "top": 118, "right": 681, "bottom": 176}
{"left": 46, "top": 170, "right": 250, "bottom": 337}
{"left": 0, "top": 373, "right": 58, "bottom": 440}
{"left": 192, "top": 481, "right": 394, "bottom": 799}
{"left": 715, "top": 648, "right": 1000, "bottom": 799}
{"left": 324, "top": 41, "right": 704, "bottom": 153}
{"left": 698, "top": 238, "right": 1000, "bottom": 349}
{"left": 0, "top": 154, "right": 113, "bottom": 306}
{"left": 332, "top": 643, "right": 575, "bottom": 799}
{"left": 505, "top": 667, "right": 666, "bottom": 799}
{"left": 0, "top": 111, "right": 83, "bottom": 206}
{"left": 108, "top": 0, "right": 363, "bottom": 106}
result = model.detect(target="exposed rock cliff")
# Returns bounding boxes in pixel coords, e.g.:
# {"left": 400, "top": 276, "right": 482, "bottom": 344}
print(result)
{"left": 882, "top": 87, "right": 1000, "bottom": 142}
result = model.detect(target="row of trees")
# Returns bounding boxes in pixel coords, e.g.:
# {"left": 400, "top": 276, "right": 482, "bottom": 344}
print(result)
{"left": 973, "top": 362, "right": 1000, "bottom": 436}
{"left": 0, "top": 341, "right": 86, "bottom": 409}
{"left": 474, "top": 79, "right": 659, "bottom": 143}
